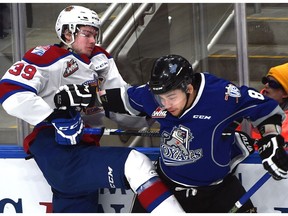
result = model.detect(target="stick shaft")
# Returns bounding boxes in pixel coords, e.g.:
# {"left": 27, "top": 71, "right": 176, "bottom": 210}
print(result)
{"left": 229, "top": 172, "right": 271, "bottom": 213}
{"left": 83, "top": 127, "right": 161, "bottom": 137}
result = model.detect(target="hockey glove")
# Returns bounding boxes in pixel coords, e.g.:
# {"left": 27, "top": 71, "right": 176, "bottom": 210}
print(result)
{"left": 50, "top": 109, "right": 84, "bottom": 145}
{"left": 54, "top": 84, "right": 98, "bottom": 109}
{"left": 257, "top": 134, "right": 288, "bottom": 180}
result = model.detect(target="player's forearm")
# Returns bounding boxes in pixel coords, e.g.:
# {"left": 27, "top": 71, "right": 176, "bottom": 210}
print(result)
{"left": 256, "top": 114, "right": 283, "bottom": 137}
{"left": 99, "top": 87, "right": 142, "bottom": 116}
{"left": 2, "top": 92, "right": 53, "bottom": 125}
{"left": 53, "top": 84, "right": 143, "bottom": 116}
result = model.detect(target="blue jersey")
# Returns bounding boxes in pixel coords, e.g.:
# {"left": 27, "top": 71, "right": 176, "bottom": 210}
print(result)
{"left": 124, "top": 73, "right": 284, "bottom": 187}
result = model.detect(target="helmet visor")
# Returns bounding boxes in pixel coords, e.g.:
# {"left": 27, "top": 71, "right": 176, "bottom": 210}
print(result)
{"left": 153, "top": 89, "right": 187, "bottom": 111}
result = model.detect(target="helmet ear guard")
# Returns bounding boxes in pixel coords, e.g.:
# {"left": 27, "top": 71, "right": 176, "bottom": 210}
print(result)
{"left": 148, "top": 54, "right": 194, "bottom": 95}
{"left": 55, "top": 5, "right": 101, "bottom": 46}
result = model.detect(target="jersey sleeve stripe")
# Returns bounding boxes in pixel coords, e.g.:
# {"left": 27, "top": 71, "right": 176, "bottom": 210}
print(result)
{"left": 0, "top": 79, "right": 37, "bottom": 103}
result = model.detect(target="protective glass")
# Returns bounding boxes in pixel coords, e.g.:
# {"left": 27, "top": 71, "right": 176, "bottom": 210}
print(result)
{"left": 261, "top": 76, "right": 283, "bottom": 89}
{"left": 154, "top": 89, "right": 186, "bottom": 109}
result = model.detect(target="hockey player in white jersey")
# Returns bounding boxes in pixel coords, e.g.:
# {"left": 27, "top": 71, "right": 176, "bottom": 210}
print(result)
{"left": 54, "top": 54, "right": 288, "bottom": 212}
{"left": 0, "top": 6, "right": 184, "bottom": 213}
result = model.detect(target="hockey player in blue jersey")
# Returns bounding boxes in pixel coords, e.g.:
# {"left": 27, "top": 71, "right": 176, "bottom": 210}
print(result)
{"left": 54, "top": 54, "right": 288, "bottom": 212}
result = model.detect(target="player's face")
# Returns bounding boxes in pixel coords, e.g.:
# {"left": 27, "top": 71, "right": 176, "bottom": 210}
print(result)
{"left": 158, "top": 89, "right": 189, "bottom": 116}
{"left": 262, "top": 76, "right": 288, "bottom": 104}
{"left": 72, "top": 26, "right": 98, "bottom": 56}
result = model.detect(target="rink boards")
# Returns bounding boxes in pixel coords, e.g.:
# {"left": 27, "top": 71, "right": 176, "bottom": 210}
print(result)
{"left": 0, "top": 146, "right": 287, "bottom": 213}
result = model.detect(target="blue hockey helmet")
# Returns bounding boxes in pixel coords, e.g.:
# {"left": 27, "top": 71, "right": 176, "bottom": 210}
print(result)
{"left": 148, "top": 54, "right": 194, "bottom": 95}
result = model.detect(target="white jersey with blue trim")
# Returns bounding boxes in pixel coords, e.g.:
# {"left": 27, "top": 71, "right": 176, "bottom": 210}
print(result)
{"left": 0, "top": 44, "right": 126, "bottom": 126}
{"left": 126, "top": 72, "right": 285, "bottom": 187}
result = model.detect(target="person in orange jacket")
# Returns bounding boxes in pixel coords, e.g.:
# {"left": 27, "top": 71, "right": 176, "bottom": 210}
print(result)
{"left": 251, "top": 63, "right": 288, "bottom": 144}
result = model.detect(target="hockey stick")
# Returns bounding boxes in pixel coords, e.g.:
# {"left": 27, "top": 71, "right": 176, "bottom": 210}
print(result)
{"left": 83, "top": 127, "right": 161, "bottom": 137}
{"left": 229, "top": 172, "right": 271, "bottom": 213}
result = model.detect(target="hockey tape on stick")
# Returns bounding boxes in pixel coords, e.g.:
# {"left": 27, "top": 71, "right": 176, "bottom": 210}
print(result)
{"left": 229, "top": 172, "right": 271, "bottom": 213}
{"left": 83, "top": 127, "right": 161, "bottom": 137}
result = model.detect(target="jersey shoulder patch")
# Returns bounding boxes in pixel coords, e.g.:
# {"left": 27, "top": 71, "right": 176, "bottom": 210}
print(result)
{"left": 23, "top": 45, "right": 69, "bottom": 66}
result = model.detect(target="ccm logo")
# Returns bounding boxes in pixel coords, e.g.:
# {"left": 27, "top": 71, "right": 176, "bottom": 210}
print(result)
{"left": 193, "top": 115, "right": 211, "bottom": 120}
{"left": 58, "top": 121, "right": 81, "bottom": 131}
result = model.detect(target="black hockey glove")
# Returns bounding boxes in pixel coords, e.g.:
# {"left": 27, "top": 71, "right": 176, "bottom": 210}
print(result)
{"left": 257, "top": 134, "right": 288, "bottom": 180}
{"left": 54, "top": 84, "right": 98, "bottom": 109}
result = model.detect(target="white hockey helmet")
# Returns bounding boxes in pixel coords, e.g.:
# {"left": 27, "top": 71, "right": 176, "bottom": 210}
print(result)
{"left": 55, "top": 5, "right": 101, "bottom": 46}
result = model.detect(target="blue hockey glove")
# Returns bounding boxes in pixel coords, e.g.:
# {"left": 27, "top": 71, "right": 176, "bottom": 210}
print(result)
{"left": 257, "top": 135, "right": 288, "bottom": 180}
{"left": 51, "top": 110, "right": 84, "bottom": 145}
{"left": 54, "top": 84, "right": 98, "bottom": 109}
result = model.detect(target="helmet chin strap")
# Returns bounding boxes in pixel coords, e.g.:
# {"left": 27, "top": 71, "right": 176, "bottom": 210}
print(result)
{"left": 177, "top": 84, "right": 197, "bottom": 117}
{"left": 60, "top": 30, "right": 75, "bottom": 50}
{"left": 66, "top": 37, "right": 74, "bottom": 49}
{"left": 65, "top": 34, "right": 76, "bottom": 52}
{"left": 177, "top": 91, "right": 190, "bottom": 117}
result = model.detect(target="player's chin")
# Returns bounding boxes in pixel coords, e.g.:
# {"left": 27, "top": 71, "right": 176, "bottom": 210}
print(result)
{"left": 168, "top": 110, "right": 179, "bottom": 116}
{"left": 84, "top": 50, "right": 93, "bottom": 57}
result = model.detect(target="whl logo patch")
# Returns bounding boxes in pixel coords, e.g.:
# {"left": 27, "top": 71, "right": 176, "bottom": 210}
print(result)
{"left": 151, "top": 107, "right": 167, "bottom": 118}
{"left": 63, "top": 59, "right": 79, "bottom": 77}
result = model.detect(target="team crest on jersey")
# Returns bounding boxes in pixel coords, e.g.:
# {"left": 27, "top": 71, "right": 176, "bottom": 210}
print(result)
{"left": 31, "top": 45, "right": 51, "bottom": 56}
{"left": 160, "top": 125, "right": 203, "bottom": 166}
{"left": 151, "top": 107, "right": 167, "bottom": 118}
{"left": 63, "top": 59, "right": 79, "bottom": 77}
{"left": 224, "top": 84, "right": 241, "bottom": 103}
